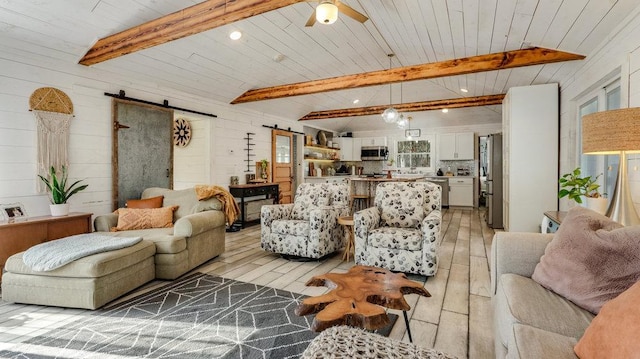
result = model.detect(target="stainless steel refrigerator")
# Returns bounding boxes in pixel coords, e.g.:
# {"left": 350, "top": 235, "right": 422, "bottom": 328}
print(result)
{"left": 486, "top": 133, "right": 503, "bottom": 228}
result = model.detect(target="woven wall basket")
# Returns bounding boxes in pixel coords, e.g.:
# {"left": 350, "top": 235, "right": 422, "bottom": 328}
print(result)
{"left": 29, "top": 87, "right": 74, "bottom": 114}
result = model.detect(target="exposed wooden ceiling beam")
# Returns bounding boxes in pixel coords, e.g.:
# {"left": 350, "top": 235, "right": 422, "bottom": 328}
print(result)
{"left": 299, "top": 94, "right": 506, "bottom": 121}
{"left": 232, "top": 47, "right": 584, "bottom": 104}
{"left": 79, "top": 0, "right": 302, "bottom": 66}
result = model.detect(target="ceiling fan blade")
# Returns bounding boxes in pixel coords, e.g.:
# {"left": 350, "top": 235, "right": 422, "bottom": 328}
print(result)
{"left": 336, "top": 1, "right": 368, "bottom": 23}
{"left": 305, "top": 9, "right": 317, "bottom": 27}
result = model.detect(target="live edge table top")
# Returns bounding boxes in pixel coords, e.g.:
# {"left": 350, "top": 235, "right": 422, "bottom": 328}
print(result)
{"left": 294, "top": 265, "right": 431, "bottom": 332}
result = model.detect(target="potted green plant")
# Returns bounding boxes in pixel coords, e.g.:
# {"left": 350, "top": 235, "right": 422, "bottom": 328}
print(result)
{"left": 38, "top": 166, "right": 88, "bottom": 216}
{"left": 558, "top": 167, "right": 607, "bottom": 214}
{"left": 260, "top": 159, "right": 269, "bottom": 180}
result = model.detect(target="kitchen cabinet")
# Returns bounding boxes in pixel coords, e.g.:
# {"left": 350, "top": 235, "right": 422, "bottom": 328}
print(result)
{"left": 438, "top": 132, "right": 474, "bottom": 160}
{"left": 334, "top": 138, "right": 362, "bottom": 161}
{"left": 449, "top": 177, "right": 473, "bottom": 207}
{"left": 503, "top": 83, "right": 558, "bottom": 232}
{"left": 361, "top": 137, "right": 387, "bottom": 147}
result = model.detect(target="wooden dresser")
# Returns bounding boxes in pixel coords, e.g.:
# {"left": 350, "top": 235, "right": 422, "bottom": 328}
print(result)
{"left": 0, "top": 212, "right": 92, "bottom": 281}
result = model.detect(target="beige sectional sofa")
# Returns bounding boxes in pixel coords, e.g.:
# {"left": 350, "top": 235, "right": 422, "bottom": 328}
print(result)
{"left": 491, "top": 232, "right": 594, "bottom": 359}
{"left": 94, "top": 187, "right": 227, "bottom": 280}
{"left": 2, "top": 187, "right": 227, "bottom": 310}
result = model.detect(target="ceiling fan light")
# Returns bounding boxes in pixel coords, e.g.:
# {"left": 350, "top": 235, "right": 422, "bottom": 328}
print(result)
{"left": 316, "top": 1, "right": 338, "bottom": 25}
{"left": 382, "top": 107, "right": 399, "bottom": 123}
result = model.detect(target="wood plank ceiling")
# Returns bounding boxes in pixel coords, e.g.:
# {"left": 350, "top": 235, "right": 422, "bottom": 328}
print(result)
{"left": 1, "top": 0, "right": 639, "bottom": 132}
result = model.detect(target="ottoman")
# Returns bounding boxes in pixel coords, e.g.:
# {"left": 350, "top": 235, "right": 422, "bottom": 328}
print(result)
{"left": 1, "top": 240, "right": 156, "bottom": 310}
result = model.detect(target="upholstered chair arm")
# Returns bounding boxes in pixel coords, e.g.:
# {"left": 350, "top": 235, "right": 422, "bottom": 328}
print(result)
{"left": 490, "top": 232, "right": 554, "bottom": 295}
{"left": 94, "top": 213, "right": 118, "bottom": 232}
{"left": 260, "top": 204, "right": 294, "bottom": 227}
{"left": 421, "top": 209, "right": 442, "bottom": 245}
{"left": 174, "top": 210, "right": 225, "bottom": 237}
{"left": 353, "top": 207, "right": 380, "bottom": 263}
{"left": 305, "top": 205, "right": 350, "bottom": 257}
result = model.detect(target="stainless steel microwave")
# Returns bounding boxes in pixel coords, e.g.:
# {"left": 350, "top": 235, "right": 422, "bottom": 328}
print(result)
{"left": 361, "top": 146, "right": 388, "bottom": 161}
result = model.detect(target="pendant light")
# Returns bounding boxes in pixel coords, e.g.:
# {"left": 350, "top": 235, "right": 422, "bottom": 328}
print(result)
{"left": 396, "top": 82, "right": 407, "bottom": 129}
{"left": 406, "top": 116, "right": 414, "bottom": 140}
{"left": 382, "top": 54, "right": 399, "bottom": 123}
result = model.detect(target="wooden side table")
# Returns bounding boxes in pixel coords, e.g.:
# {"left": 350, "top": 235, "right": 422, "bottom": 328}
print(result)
{"left": 295, "top": 265, "right": 430, "bottom": 343}
{"left": 0, "top": 212, "right": 92, "bottom": 281}
{"left": 338, "top": 216, "right": 354, "bottom": 261}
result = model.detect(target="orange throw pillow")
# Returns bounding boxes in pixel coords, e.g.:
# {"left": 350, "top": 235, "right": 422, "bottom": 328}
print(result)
{"left": 574, "top": 280, "right": 640, "bottom": 358}
{"left": 126, "top": 196, "right": 163, "bottom": 209}
{"left": 111, "top": 206, "right": 178, "bottom": 231}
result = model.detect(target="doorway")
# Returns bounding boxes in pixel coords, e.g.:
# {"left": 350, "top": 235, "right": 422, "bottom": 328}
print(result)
{"left": 112, "top": 99, "right": 173, "bottom": 209}
{"left": 272, "top": 129, "right": 293, "bottom": 204}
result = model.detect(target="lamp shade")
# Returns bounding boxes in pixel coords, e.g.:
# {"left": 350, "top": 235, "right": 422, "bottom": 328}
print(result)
{"left": 316, "top": 1, "right": 338, "bottom": 25}
{"left": 582, "top": 108, "right": 640, "bottom": 154}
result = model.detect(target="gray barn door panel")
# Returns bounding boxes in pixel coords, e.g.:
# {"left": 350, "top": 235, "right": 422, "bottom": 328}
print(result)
{"left": 113, "top": 100, "right": 173, "bottom": 209}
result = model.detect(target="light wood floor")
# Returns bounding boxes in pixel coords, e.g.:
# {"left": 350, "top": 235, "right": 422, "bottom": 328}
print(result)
{"left": 0, "top": 207, "right": 495, "bottom": 358}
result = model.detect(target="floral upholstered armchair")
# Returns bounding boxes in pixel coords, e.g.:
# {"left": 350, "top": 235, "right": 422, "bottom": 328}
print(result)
{"left": 261, "top": 183, "right": 350, "bottom": 259}
{"left": 354, "top": 181, "right": 442, "bottom": 276}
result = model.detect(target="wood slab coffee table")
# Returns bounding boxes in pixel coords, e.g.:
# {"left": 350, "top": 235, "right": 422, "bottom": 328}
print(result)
{"left": 295, "top": 265, "right": 430, "bottom": 342}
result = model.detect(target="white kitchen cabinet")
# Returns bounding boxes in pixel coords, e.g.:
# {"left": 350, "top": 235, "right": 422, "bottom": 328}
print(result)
{"left": 449, "top": 177, "right": 473, "bottom": 206}
{"left": 361, "top": 137, "right": 387, "bottom": 147}
{"left": 438, "top": 132, "right": 474, "bottom": 160}
{"left": 335, "top": 137, "right": 362, "bottom": 161}
{"left": 503, "top": 83, "right": 558, "bottom": 232}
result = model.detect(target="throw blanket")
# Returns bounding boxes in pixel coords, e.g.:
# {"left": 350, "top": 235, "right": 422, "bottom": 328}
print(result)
{"left": 195, "top": 184, "right": 240, "bottom": 225}
{"left": 23, "top": 233, "right": 142, "bottom": 272}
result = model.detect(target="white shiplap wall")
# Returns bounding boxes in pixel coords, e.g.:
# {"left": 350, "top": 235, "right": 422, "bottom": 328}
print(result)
{"left": 557, "top": 4, "right": 640, "bottom": 212}
{"left": 0, "top": 49, "right": 303, "bottom": 218}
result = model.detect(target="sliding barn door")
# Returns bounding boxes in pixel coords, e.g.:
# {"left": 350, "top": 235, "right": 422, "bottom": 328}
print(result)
{"left": 112, "top": 99, "right": 173, "bottom": 209}
{"left": 272, "top": 129, "right": 293, "bottom": 204}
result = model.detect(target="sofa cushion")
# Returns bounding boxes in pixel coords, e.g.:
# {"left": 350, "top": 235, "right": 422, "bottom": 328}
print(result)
{"left": 112, "top": 206, "right": 178, "bottom": 231}
{"left": 108, "top": 228, "right": 186, "bottom": 254}
{"left": 495, "top": 273, "right": 594, "bottom": 348}
{"left": 574, "top": 280, "right": 640, "bottom": 358}
{"left": 532, "top": 206, "right": 640, "bottom": 314}
{"left": 291, "top": 185, "right": 330, "bottom": 220}
{"left": 271, "top": 219, "right": 310, "bottom": 237}
{"left": 368, "top": 227, "right": 423, "bottom": 251}
{"left": 375, "top": 182, "right": 426, "bottom": 228}
{"left": 4, "top": 241, "right": 156, "bottom": 278}
{"left": 126, "top": 195, "right": 163, "bottom": 209}
{"left": 507, "top": 324, "right": 578, "bottom": 359}
{"left": 142, "top": 187, "right": 223, "bottom": 220}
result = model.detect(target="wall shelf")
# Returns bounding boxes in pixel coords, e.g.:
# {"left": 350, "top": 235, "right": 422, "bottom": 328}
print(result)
{"left": 305, "top": 144, "right": 340, "bottom": 151}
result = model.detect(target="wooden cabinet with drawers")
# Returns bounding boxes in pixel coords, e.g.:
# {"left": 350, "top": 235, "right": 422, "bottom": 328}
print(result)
{"left": 229, "top": 183, "right": 279, "bottom": 228}
{"left": 0, "top": 212, "right": 92, "bottom": 281}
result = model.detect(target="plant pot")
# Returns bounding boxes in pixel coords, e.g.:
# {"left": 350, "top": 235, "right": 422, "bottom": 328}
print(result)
{"left": 50, "top": 203, "right": 70, "bottom": 217}
{"left": 584, "top": 197, "right": 608, "bottom": 215}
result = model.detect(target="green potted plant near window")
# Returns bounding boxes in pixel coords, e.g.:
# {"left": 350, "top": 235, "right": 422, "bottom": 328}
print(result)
{"left": 558, "top": 167, "right": 607, "bottom": 214}
{"left": 38, "top": 166, "right": 88, "bottom": 216}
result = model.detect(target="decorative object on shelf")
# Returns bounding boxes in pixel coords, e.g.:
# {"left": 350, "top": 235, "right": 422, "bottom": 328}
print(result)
{"left": 38, "top": 166, "right": 88, "bottom": 217}
{"left": 316, "top": 130, "right": 329, "bottom": 146}
{"left": 246, "top": 173, "right": 256, "bottom": 183}
{"left": 230, "top": 176, "right": 239, "bottom": 185}
{"left": 255, "top": 160, "right": 270, "bottom": 182}
{"left": 582, "top": 108, "right": 640, "bottom": 225}
{"left": 29, "top": 87, "right": 74, "bottom": 193}
{"left": 381, "top": 54, "right": 399, "bottom": 124}
{"left": 244, "top": 132, "right": 256, "bottom": 173}
{"left": 0, "top": 203, "right": 27, "bottom": 222}
{"left": 172, "top": 118, "right": 191, "bottom": 147}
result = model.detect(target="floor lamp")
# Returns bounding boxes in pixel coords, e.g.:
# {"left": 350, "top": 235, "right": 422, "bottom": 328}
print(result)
{"left": 582, "top": 108, "right": 640, "bottom": 226}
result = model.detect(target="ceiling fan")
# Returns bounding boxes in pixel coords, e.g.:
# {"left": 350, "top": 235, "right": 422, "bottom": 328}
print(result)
{"left": 305, "top": 0, "right": 369, "bottom": 27}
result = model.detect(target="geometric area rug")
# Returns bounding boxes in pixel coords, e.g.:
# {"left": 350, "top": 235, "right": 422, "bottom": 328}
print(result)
{"left": 0, "top": 273, "right": 319, "bottom": 359}
{"left": 0, "top": 272, "right": 400, "bottom": 359}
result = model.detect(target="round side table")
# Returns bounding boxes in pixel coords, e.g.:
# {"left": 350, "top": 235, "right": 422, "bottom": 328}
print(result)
{"left": 338, "top": 216, "right": 354, "bottom": 261}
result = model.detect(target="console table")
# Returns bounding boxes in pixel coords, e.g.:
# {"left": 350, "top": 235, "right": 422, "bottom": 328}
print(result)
{"left": 229, "top": 183, "right": 279, "bottom": 228}
{"left": 0, "top": 212, "right": 92, "bottom": 281}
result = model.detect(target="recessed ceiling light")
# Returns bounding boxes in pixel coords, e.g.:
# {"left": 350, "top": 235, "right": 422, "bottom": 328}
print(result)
{"left": 229, "top": 31, "right": 242, "bottom": 40}
{"left": 353, "top": 99, "right": 360, "bottom": 104}
{"left": 460, "top": 88, "right": 468, "bottom": 93}
{"left": 442, "top": 108, "right": 449, "bottom": 113}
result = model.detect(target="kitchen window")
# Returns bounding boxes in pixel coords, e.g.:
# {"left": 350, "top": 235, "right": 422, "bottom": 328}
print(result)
{"left": 577, "top": 79, "right": 620, "bottom": 202}
{"left": 396, "top": 139, "right": 432, "bottom": 170}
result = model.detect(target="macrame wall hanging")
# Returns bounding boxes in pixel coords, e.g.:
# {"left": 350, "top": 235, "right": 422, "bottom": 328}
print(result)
{"left": 29, "top": 87, "right": 74, "bottom": 192}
